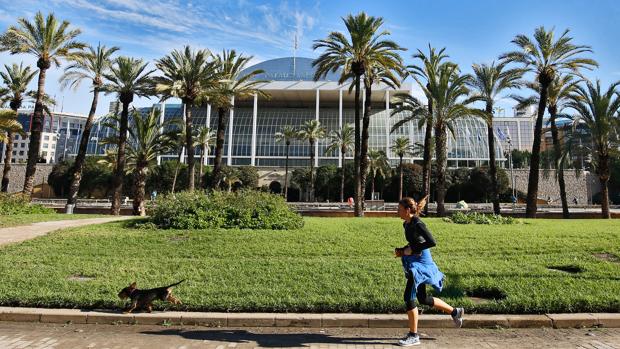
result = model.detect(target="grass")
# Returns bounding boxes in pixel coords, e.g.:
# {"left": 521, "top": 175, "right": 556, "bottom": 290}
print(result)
{"left": 0, "top": 217, "right": 618, "bottom": 314}
{"left": 0, "top": 213, "right": 106, "bottom": 228}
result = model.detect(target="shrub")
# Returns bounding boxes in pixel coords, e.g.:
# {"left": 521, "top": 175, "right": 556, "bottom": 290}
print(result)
{"left": 445, "top": 211, "right": 517, "bottom": 225}
{"left": 148, "top": 190, "right": 304, "bottom": 230}
{"left": 0, "top": 194, "right": 54, "bottom": 215}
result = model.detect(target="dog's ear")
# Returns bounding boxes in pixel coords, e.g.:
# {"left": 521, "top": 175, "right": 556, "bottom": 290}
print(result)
{"left": 130, "top": 281, "right": 137, "bottom": 288}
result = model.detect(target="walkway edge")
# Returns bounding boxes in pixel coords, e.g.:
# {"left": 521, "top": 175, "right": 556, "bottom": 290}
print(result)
{"left": 0, "top": 307, "right": 618, "bottom": 328}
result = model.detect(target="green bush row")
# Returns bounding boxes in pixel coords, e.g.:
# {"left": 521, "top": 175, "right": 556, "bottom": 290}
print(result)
{"left": 0, "top": 194, "right": 54, "bottom": 215}
{"left": 148, "top": 190, "right": 304, "bottom": 230}
{"left": 445, "top": 211, "right": 518, "bottom": 225}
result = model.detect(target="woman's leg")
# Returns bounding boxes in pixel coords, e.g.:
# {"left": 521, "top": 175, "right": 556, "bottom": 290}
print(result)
{"left": 416, "top": 283, "right": 453, "bottom": 314}
{"left": 404, "top": 272, "right": 418, "bottom": 333}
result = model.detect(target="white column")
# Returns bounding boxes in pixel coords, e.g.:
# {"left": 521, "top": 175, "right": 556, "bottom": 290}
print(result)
{"left": 315, "top": 89, "right": 319, "bottom": 168}
{"left": 385, "top": 89, "right": 390, "bottom": 157}
{"left": 180, "top": 103, "right": 186, "bottom": 164}
{"left": 251, "top": 94, "right": 258, "bottom": 166}
{"left": 338, "top": 89, "right": 343, "bottom": 168}
{"left": 516, "top": 120, "right": 522, "bottom": 150}
{"left": 157, "top": 103, "right": 166, "bottom": 165}
{"left": 227, "top": 97, "right": 234, "bottom": 166}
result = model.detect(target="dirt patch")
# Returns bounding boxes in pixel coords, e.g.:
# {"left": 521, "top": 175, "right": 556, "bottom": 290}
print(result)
{"left": 593, "top": 253, "right": 620, "bottom": 263}
{"left": 547, "top": 265, "right": 583, "bottom": 274}
{"left": 67, "top": 274, "right": 95, "bottom": 282}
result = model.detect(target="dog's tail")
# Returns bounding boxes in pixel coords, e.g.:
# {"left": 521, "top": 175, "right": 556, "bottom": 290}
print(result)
{"left": 166, "top": 279, "right": 185, "bottom": 288}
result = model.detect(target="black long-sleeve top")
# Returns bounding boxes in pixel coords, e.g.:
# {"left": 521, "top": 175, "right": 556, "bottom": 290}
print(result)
{"left": 402, "top": 217, "right": 437, "bottom": 253}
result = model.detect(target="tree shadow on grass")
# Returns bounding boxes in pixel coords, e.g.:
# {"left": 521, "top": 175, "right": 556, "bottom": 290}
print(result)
{"left": 139, "top": 328, "right": 435, "bottom": 346}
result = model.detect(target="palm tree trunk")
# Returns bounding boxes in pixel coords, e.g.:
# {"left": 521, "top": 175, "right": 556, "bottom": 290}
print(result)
{"left": 598, "top": 153, "right": 611, "bottom": 219}
{"left": 22, "top": 66, "right": 48, "bottom": 196}
{"left": 211, "top": 107, "right": 227, "bottom": 189}
{"left": 1, "top": 131, "right": 15, "bottom": 192}
{"left": 340, "top": 148, "right": 345, "bottom": 203}
{"left": 284, "top": 143, "right": 290, "bottom": 200}
{"left": 111, "top": 98, "right": 131, "bottom": 215}
{"left": 486, "top": 103, "right": 500, "bottom": 215}
{"left": 435, "top": 123, "right": 447, "bottom": 217}
{"left": 371, "top": 170, "right": 376, "bottom": 198}
{"left": 171, "top": 148, "right": 183, "bottom": 194}
{"left": 549, "top": 108, "right": 569, "bottom": 218}
{"left": 309, "top": 139, "right": 315, "bottom": 201}
{"left": 199, "top": 146, "right": 205, "bottom": 189}
{"left": 399, "top": 155, "right": 404, "bottom": 201}
{"left": 360, "top": 85, "right": 372, "bottom": 208}
{"left": 353, "top": 74, "right": 362, "bottom": 216}
{"left": 132, "top": 165, "right": 147, "bottom": 216}
{"left": 66, "top": 88, "right": 100, "bottom": 211}
{"left": 422, "top": 97, "right": 433, "bottom": 215}
{"left": 526, "top": 80, "right": 550, "bottom": 218}
{"left": 185, "top": 102, "right": 195, "bottom": 191}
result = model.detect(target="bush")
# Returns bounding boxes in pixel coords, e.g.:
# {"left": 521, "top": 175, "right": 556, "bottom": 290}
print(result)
{"left": 445, "top": 211, "right": 517, "bottom": 225}
{"left": 0, "top": 194, "right": 54, "bottom": 215}
{"left": 148, "top": 190, "right": 304, "bottom": 230}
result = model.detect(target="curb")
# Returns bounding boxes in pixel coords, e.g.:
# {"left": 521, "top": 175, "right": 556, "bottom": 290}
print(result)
{"left": 0, "top": 307, "right": 618, "bottom": 328}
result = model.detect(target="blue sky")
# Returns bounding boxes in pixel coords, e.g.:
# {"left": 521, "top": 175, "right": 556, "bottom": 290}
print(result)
{"left": 1, "top": 0, "right": 620, "bottom": 115}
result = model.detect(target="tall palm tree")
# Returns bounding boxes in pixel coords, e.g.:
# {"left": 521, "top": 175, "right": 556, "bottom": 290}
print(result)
{"left": 313, "top": 12, "right": 403, "bottom": 216}
{"left": 566, "top": 79, "right": 620, "bottom": 219}
{"left": 274, "top": 125, "right": 299, "bottom": 200}
{"left": 206, "top": 50, "right": 267, "bottom": 189}
{"left": 406, "top": 45, "right": 454, "bottom": 214}
{"left": 390, "top": 136, "right": 414, "bottom": 200}
{"left": 59, "top": 43, "right": 118, "bottom": 211}
{"left": 0, "top": 11, "right": 86, "bottom": 196}
{"left": 167, "top": 118, "right": 196, "bottom": 194}
{"left": 101, "top": 57, "right": 155, "bottom": 215}
{"left": 196, "top": 125, "right": 214, "bottom": 188}
{"left": 297, "top": 119, "right": 326, "bottom": 201}
{"left": 513, "top": 74, "right": 581, "bottom": 218}
{"left": 0, "top": 110, "right": 25, "bottom": 188}
{"left": 154, "top": 46, "right": 218, "bottom": 191}
{"left": 102, "top": 109, "right": 175, "bottom": 216}
{"left": 468, "top": 61, "right": 524, "bottom": 214}
{"left": 325, "top": 123, "right": 354, "bottom": 202}
{"left": 0, "top": 63, "right": 36, "bottom": 192}
{"left": 500, "top": 26, "right": 597, "bottom": 218}
{"left": 423, "top": 63, "right": 484, "bottom": 216}
{"left": 367, "top": 149, "right": 389, "bottom": 198}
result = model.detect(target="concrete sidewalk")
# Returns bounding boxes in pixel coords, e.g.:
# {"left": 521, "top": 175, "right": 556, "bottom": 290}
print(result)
{"left": 0, "top": 216, "right": 133, "bottom": 246}
{"left": 0, "top": 307, "right": 618, "bottom": 329}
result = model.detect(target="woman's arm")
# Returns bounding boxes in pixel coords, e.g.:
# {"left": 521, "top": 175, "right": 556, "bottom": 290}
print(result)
{"left": 411, "top": 221, "right": 436, "bottom": 253}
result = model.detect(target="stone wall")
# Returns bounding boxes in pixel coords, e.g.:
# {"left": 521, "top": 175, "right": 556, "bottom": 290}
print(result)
{"left": 2, "top": 164, "right": 55, "bottom": 197}
{"left": 511, "top": 169, "right": 599, "bottom": 205}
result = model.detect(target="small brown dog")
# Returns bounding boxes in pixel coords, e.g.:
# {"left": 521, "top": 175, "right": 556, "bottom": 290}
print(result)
{"left": 118, "top": 280, "right": 184, "bottom": 313}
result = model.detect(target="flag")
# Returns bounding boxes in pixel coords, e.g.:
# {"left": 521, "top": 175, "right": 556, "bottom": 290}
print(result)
{"left": 496, "top": 127, "right": 506, "bottom": 141}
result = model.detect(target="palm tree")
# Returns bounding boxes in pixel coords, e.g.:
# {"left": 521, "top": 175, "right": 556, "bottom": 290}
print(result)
{"left": 168, "top": 120, "right": 196, "bottom": 194}
{"left": 513, "top": 74, "right": 581, "bottom": 218}
{"left": 102, "top": 109, "right": 175, "bottom": 215}
{"left": 404, "top": 44, "right": 454, "bottom": 214}
{"left": 59, "top": 43, "right": 118, "bottom": 212}
{"left": 468, "top": 61, "right": 524, "bottom": 214}
{"left": 390, "top": 136, "right": 414, "bottom": 200}
{"left": 221, "top": 166, "right": 242, "bottom": 192}
{"left": 500, "top": 26, "right": 597, "bottom": 218}
{"left": 424, "top": 63, "right": 484, "bottom": 216}
{"left": 297, "top": 119, "right": 326, "bottom": 201}
{"left": 206, "top": 50, "right": 267, "bottom": 189}
{"left": 0, "top": 63, "right": 36, "bottom": 192}
{"left": 313, "top": 12, "right": 404, "bottom": 216}
{"left": 0, "top": 12, "right": 86, "bottom": 196}
{"left": 101, "top": 57, "right": 155, "bottom": 215}
{"left": 274, "top": 125, "right": 299, "bottom": 200}
{"left": 0, "top": 110, "right": 25, "bottom": 187}
{"left": 367, "top": 149, "right": 389, "bottom": 198}
{"left": 325, "top": 123, "right": 354, "bottom": 202}
{"left": 196, "top": 125, "right": 215, "bottom": 188}
{"left": 154, "top": 46, "right": 218, "bottom": 191}
{"left": 566, "top": 79, "right": 620, "bottom": 219}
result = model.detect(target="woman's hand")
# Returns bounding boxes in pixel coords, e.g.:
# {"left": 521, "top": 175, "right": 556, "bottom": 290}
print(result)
{"left": 403, "top": 246, "right": 413, "bottom": 256}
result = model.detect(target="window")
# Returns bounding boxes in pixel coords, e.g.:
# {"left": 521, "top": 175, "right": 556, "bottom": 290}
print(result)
{"left": 12, "top": 151, "right": 16, "bottom": 156}
{"left": 11, "top": 158, "right": 15, "bottom": 163}
{"left": 21, "top": 143, "right": 26, "bottom": 148}
{"left": 43, "top": 143, "right": 48, "bottom": 149}
{"left": 13, "top": 143, "right": 17, "bottom": 148}
{"left": 44, "top": 135, "right": 49, "bottom": 140}
{"left": 42, "top": 151, "right": 47, "bottom": 157}
{"left": 15, "top": 135, "right": 19, "bottom": 140}
{"left": 52, "top": 144, "right": 56, "bottom": 149}
{"left": 19, "top": 151, "right": 24, "bottom": 156}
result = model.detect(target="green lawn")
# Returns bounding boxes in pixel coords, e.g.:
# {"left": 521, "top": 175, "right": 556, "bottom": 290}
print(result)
{"left": 0, "top": 217, "right": 618, "bottom": 314}
{"left": 0, "top": 213, "right": 106, "bottom": 228}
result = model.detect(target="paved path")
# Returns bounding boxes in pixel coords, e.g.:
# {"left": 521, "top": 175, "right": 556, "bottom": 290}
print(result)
{"left": 0, "top": 322, "right": 619, "bottom": 349}
{"left": 0, "top": 216, "right": 133, "bottom": 246}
